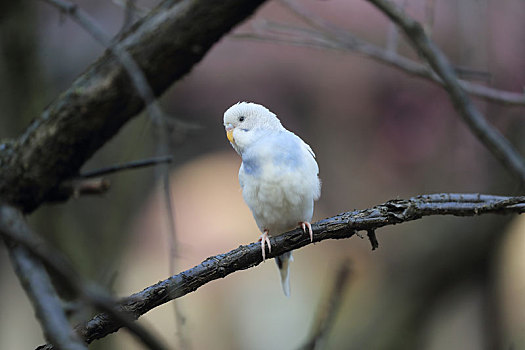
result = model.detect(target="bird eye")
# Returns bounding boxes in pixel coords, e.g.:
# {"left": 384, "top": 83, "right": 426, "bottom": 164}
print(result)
{"left": 239, "top": 116, "right": 245, "bottom": 122}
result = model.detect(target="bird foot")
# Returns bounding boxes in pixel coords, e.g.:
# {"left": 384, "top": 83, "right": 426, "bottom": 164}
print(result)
{"left": 259, "top": 230, "right": 271, "bottom": 261}
{"left": 300, "top": 222, "right": 313, "bottom": 242}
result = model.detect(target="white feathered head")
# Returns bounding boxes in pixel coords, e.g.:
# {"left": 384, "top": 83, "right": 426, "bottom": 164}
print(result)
{"left": 223, "top": 102, "right": 284, "bottom": 154}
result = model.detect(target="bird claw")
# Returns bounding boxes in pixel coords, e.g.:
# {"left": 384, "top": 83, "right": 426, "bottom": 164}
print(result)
{"left": 300, "top": 222, "right": 313, "bottom": 242}
{"left": 259, "top": 230, "right": 271, "bottom": 261}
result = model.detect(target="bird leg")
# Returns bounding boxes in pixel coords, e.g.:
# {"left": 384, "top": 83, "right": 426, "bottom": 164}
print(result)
{"left": 300, "top": 222, "right": 313, "bottom": 242}
{"left": 259, "top": 230, "right": 271, "bottom": 261}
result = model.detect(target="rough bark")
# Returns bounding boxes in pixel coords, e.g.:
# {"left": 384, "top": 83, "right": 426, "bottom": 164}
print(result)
{"left": 0, "top": 0, "right": 267, "bottom": 213}
{"left": 36, "top": 193, "right": 525, "bottom": 348}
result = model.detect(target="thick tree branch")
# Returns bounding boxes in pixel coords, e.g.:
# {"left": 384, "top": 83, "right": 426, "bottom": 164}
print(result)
{"left": 365, "top": 0, "right": 525, "bottom": 183}
{"left": 36, "top": 193, "right": 524, "bottom": 348}
{"left": 0, "top": 0, "right": 267, "bottom": 213}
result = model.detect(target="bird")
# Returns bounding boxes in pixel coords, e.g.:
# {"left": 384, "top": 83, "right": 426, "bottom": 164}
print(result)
{"left": 223, "top": 102, "right": 321, "bottom": 296}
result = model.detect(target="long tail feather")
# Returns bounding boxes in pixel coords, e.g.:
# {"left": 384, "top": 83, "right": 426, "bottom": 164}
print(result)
{"left": 275, "top": 251, "right": 294, "bottom": 297}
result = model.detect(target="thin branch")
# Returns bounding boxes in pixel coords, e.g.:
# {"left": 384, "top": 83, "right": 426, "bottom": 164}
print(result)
{"left": 112, "top": 0, "right": 148, "bottom": 19}
{"left": 41, "top": 0, "right": 165, "bottom": 127}
{"left": 2, "top": 211, "right": 86, "bottom": 350}
{"left": 36, "top": 193, "right": 525, "bottom": 348}
{"left": 0, "top": 205, "right": 168, "bottom": 350}
{"left": 235, "top": 0, "right": 525, "bottom": 107}
{"left": 234, "top": 29, "right": 523, "bottom": 106}
{"left": 424, "top": 0, "right": 436, "bottom": 36}
{"left": 6, "top": 244, "right": 87, "bottom": 350}
{"left": 158, "top": 158, "right": 190, "bottom": 349}
{"left": 365, "top": 0, "right": 525, "bottom": 183}
{"left": 80, "top": 156, "right": 173, "bottom": 178}
{"left": 300, "top": 260, "right": 352, "bottom": 350}
{"left": 114, "top": 0, "right": 145, "bottom": 34}
{"left": 46, "top": 178, "right": 111, "bottom": 202}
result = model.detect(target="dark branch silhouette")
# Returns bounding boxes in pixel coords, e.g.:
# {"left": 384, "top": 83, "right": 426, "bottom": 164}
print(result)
{"left": 365, "top": 0, "right": 525, "bottom": 183}
{"left": 35, "top": 193, "right": 525, "bottom": 349}
{"left": 0, "top": 205, "right": 168, "bottom": 350}
{"left": 0, "top": 0, "right": 267, "bottom": 213}
{"left": 234, "top": 0, "right": 525, "bottom": 107}
{"left": 79, "top": 156, "right": 173, "bottom": 178}
{"left": 300, "top": 260, "right": 353, "bottom": 350}
{"left": 7, "top": 244, "right": 87, "bottom": 350}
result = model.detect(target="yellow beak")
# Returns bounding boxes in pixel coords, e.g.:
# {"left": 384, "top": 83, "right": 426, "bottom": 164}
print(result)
{"left": 226, "top": 129, "right": 234, "bottom": 143}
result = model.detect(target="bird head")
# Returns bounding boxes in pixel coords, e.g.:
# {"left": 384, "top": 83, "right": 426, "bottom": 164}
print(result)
{"left": 223, "top": 102, "right": 284, "bottom": 154}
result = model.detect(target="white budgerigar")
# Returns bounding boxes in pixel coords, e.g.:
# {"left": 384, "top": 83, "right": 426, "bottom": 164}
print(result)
{"left": 223, "top": 102, "right": 321, "bottom": 296}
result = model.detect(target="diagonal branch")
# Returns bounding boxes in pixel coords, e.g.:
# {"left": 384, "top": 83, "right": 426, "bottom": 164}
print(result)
{"left": 235, "top": 0, "right": 525, "bottom": 107}
{"left": 2, "top": 213, "right": 86, "bottom": 350}
{"left": 234, "top": 26, "right": 525, "bottom": 107}
{"left": 365, "top": 0, "right": 525, "bottom": 183}
{"left": 300, "top": 260, "right": 353, "bottom": 350}
{"left": 0, "top": 205, "right": 168, "bottom": 350}
{"left": 7, "top": 246, "right": 86, "bottom": 350}
{"left": 0, "top": 0, "right": 267, "bottom": 213}
{"left": 36, "top": 193, "right": 525, "bottom": 349}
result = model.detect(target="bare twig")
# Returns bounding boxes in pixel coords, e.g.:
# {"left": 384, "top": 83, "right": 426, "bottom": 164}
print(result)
{"left": 235, "top": 0, "right": 525, "bottom": 107}
{"left": 80, "top": 156, "right": 173, "bottom": 178}
{"left": 0, "top": 205, "right": 168, "bottom": 350}
{"left": 36, "top": 193, "right": 525, "bottom": 348}
{"left": 300, "top": 260, "right": 352, "bottom": 350}
{"left": 112, "top": 0, "right": 148, "bottom": 19}
{"left": 366, "top": 229, "right": 379, "bottom": 250}
{"left": 424, "top": 0, "right": 436, "bottom": 36}
{"left": 45, "top": 178, "right": 111, "bottom": 202}
{"left": 41, "top": 0, "right": 166, "bottom": 128}
{"left": 365, "top": 0, "right": 525, "bottom": 183}
{"left": 6, "top": 243, "right": 87, "bottom": 350}
{"left": 234, "top": 29, "right": 524, "bottom": 106}
{"left": 158, "top": 158, "right": 190, "bottom": 349}
{"left": 114, "top": 0, "right": 145, "bottom": 34}
{"left": 386, "top": 0, "right": 406, "bottom": 53}
{"left": 256, "top": 0, "right": 525, "bottom": 182}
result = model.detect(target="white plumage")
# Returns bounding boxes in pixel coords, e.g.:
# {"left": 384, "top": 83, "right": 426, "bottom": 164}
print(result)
{"left": 223, "top": 102, "right": 321, "bottom": 296}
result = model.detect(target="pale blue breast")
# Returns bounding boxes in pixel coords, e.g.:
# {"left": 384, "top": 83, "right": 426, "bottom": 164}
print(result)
{"left": 241, "top": 131, "right": 303, "bottom": 177}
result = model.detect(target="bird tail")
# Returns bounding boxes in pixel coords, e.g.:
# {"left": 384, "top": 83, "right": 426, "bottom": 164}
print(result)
{"left": 275, "top": 251, "right": 294, "bottom": 297}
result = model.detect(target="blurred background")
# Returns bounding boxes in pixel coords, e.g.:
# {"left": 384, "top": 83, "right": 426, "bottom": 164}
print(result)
{"left": 1, "top": 0, "right": 525, "bottom": 349}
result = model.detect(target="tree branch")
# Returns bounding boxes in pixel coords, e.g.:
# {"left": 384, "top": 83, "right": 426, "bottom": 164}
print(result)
{"left": 36, "top": 193, "right": 524, "bottom": 348}
{"left": 1, "top": 209, "right": 86, "bottom": 350}
{"left": 8, "top": 245, "right": 87, "bottom": 350}
{"left": 300, "top": 260, "right": 352, "bottom": 350}
{"left": 365, "top": 0, "right": 525, "bottom": 183}
{"left": 235, "top": 0, "right": 525, "bottom": 107}
{"left": 0, "top": 0, "right": 267, "bottom": 213}
{"left": 234, "top": 27, "right": 525, "bottom": 107}
{"left": 45, "top": 178, "right": 111, "bottom": 202}
{"left": 79, "top": 156, "right": 173, "bottom": 178}
{"left": 0, "top": 205, "right": 168, "bottom": 350}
